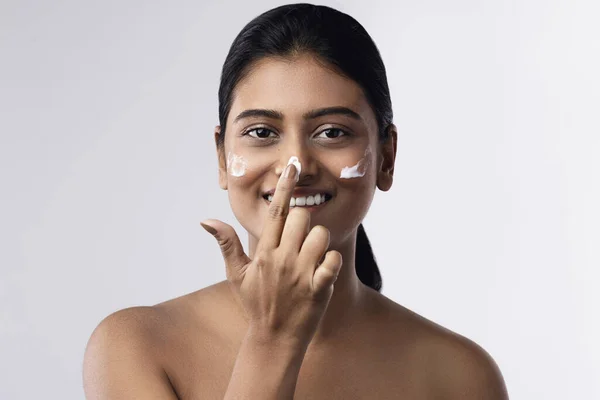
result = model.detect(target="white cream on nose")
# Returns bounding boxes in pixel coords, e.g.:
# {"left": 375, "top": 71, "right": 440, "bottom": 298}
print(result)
{"left": 340, "top": 147, "right": 371, "bottom": 178}
{"left": 279, "top": 156, "right": 302, "bottom": 181}
{"left": 287, "top": 156, "right": 302, "bottom": 180}
{"left": 227, "top": 151, "right": 248, "bottom": 177}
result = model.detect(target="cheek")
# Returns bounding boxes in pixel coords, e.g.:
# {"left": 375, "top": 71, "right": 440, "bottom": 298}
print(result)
{"left": 226, "top": 151, "right": 249, "bottom": 177}
{"left": 331, "top": 147, "right": 372, "bottom": 180}
{"left": 225, "top": 149, "right": 271, "bottom": 193}
{"left": 225, "top": 150, "right": 268, "bottom": 180}
{"left": 224, "top": 150, "right": 271, "bottom": 240}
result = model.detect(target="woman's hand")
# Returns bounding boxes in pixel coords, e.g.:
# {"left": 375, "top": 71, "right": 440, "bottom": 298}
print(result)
{"left": 200, "top": 162, "right": 342, "bottom": 348}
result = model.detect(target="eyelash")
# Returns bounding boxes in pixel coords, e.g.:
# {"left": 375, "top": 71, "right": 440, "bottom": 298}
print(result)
{"left": 242, "top": 127, "right": 350, "bottom": 140}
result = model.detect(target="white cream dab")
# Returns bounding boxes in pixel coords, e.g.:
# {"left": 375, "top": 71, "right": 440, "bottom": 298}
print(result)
{"left": 340, "top": 148, "right": 371, "bottom": 179}
{"left": 278, "top": 156, "right": 302, "bottom": 182}
{"left": 286, "top": 156, "right": 302, "bottom": 181}
{"left": 227, "top": 151, "right": 247, "bottom": 177}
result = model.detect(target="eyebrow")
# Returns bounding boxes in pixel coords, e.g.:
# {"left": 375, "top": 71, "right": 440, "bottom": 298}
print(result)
{"left": 233, "top": 106, "right": 362, "bottom": 124}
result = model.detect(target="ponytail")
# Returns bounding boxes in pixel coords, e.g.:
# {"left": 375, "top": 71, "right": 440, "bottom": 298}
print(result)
{"left": 355, "top": 223, "right": 382, "bottom": 292}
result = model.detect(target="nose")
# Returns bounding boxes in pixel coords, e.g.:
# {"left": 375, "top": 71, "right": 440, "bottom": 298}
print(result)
{"left": 275, "top": 133, "right": 317, "bottom": 181}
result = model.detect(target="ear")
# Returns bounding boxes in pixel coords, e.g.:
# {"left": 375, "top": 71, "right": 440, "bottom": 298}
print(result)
{"left": 214, "top": 125, "right": 228, "bottom": 190}
{"left": 376, "top": 124, "right": 397, "bottom": 192}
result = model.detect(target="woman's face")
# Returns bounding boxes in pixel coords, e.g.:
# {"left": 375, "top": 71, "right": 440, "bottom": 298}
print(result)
{"left": 215, "top": 54, "right": 395, "bottom": 248}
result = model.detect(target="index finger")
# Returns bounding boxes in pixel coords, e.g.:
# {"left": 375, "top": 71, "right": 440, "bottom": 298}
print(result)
{"left": 258, "top": 161, "right": 299, "bottom": 250}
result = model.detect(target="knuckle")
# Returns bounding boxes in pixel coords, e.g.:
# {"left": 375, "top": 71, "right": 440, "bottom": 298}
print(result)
{"left": 278, "top": 179, "right": 294, "bottom": 191}
{"left": 253, "top": 252, "right": 271, "bottom": 269}
{"left": 218, "top": 236, "right": 235, "bottom": 256}
{"left": 268, "top": 204, "right": 288, "bottom": 220}
{"left": 289, "top": 269, "right": 302, "bottom": 286}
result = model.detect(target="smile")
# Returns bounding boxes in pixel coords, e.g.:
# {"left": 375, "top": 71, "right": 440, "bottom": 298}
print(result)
{"left": 262, "top": 193, "right": 333, "bottom": 208}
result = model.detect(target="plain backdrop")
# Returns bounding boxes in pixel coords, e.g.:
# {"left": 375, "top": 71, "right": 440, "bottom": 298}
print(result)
{"left": 1, "top": 0, "right": 599, "bottom": 398}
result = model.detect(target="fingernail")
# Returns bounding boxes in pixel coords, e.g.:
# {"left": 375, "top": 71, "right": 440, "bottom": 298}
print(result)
{"left": 200, "top": 222, "right": 217, "bottom": 235}
{"left": 288, "top": 157, "right": 301, "bottom": 181}
{"left": 283, "top": 164, "right": 294, "bottom": 180}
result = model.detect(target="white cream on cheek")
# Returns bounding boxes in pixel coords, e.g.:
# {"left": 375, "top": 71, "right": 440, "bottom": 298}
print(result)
{"left": 339, "top": 147, "right": 371, "bottom": 179}
{"left": 227, "top": 151, "right": 248, "bottom": 177}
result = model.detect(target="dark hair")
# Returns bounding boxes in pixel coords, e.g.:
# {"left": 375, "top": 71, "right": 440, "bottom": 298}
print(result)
{"left": 217, "top": 3, "right": 393, "bottom": 292}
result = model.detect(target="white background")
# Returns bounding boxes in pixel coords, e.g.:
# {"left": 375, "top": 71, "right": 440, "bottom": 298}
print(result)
{"left": 1, "top": 0, "right": 598, "bottom": 398}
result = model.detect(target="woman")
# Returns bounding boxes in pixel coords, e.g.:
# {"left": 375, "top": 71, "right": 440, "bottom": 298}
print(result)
{"left": 83, "top": 4, "right": 508, "bottom": 399}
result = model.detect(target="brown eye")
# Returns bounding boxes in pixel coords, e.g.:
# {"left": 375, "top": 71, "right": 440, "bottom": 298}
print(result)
{"left": 316, "top": 128, "right": 348, "bottom": 139}
{"left": 245, "top": 127, "right": 276, "bottom": 139}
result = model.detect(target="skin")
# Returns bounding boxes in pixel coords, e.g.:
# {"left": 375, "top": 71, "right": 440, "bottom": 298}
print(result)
{"left": 213, "top": 53, "right": 397, "bottom": 347}
{"left": 82, "top": 52, "right": 509, "bottom": 400}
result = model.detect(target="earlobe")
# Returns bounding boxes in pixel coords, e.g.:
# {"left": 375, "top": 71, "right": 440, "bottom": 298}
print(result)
{"left": 214, "top": 126, "right": 228, "bottom": 191}
{"left": 376, "top": 171, "right": 393, "bottom": 191}
{"left": 376, "top": 124, "right": 397, "bottom": 192}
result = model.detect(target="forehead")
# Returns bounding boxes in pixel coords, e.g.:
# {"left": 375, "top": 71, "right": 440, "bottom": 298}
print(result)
{"left": 229, "top": 55, "right": 376, "bottom": 128}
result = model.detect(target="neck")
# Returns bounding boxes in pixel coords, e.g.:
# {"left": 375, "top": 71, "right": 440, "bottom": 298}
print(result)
{"left": 233, "top": 229, "right": 369, "bottom": 347}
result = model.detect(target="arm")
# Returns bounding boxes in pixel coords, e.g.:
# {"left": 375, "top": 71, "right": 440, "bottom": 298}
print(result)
{"left": 223, "top": 327, "right": 308, "bottom": 400}
{"left": 82, "top": 307, "right": 179, "bottom": 400}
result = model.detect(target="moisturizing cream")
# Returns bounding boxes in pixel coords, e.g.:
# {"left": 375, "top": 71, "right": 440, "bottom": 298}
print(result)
{"left": 286, "top": 156, "right": 302, "bottom": 181}
{"left": 279, "top": 156, "right": 302, "bottom": 182}
{"left": 227, "top": 151, "right": 248, "bottom": 177}
{"left": 340, "top": 147, "right": 371, "bottom": 179}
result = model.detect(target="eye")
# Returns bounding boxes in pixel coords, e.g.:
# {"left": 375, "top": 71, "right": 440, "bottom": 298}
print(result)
{"left": 315, "top": 128, "right": 349, "bottom": 139}
{"left": 244, "top": 127, "right": 277, "bottom": 139}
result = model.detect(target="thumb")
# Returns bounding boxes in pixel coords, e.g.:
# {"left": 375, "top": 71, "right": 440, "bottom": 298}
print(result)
{"left": 200, "top": 219, "right": 250, "bottom": 281}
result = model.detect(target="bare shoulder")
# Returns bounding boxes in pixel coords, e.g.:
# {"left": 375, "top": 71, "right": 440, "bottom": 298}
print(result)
{"left": 426, "top": 328, "right": 509, "bottom": 399}
{"left": 376, "top": 295, "right": 509, "bottom": 399}
{"left": 83, "top": 306, "right": 178, "bottom": 399}
{"left": 83, "top": 283, "right": 227, "bottom": 399}
{"left": 84, "top": 305, "right": 169, "bottom": 369}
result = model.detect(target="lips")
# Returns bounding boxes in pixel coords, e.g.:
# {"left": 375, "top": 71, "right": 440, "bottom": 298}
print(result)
{"left": 260, "top": 186, "right": 334, "bottom": 210}
{"left": 262, "top": 187, "right": 333, "bottom": 198}
{"left": 263, "top": 192, "right": 333, "bottom": 202}
{"left": 262, "top": 193, "right": 332, "bottom": 208}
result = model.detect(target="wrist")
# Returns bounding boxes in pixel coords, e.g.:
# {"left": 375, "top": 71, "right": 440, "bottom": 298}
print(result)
{"left": 246, "top": 325, "right": 310, "bottom": 353}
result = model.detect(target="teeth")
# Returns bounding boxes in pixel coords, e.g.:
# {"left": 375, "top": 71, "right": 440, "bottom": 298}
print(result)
{"left": 265, "top": 193, "right": 329, "bottom": 207}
